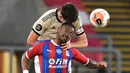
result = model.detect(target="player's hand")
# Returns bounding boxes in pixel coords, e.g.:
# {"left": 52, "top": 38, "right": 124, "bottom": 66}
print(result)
{"left": 61, "top": 41, "right": 72, "bottom": 50}
{"left": 97, "top": 61, "right": 107, "bottom": 68}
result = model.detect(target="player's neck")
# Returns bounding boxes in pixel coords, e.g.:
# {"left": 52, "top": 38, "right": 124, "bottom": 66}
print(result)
{"left": 53, "top": 39, "right": 62, "bottom": 46}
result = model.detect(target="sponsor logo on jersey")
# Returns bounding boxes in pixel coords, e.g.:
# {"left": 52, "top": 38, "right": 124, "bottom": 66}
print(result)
{"left": 42, "top": 12, "right": 55, "bottom": 22}
{"left": 48, "top": 58, "right": 68, "bottom": 68}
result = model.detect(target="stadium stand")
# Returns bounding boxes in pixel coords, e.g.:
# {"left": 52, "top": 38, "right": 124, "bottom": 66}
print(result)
{"left": 82, "top": 0, "right": 130, "bottom": 73}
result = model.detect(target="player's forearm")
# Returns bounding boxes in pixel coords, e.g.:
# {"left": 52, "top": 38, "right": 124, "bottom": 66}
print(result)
{"left": 21, "top": 53, "right": 29, "bottom": 72}
{"left": 71, "top": 39, "right": 88, "bottom": 48}
{"left": 85, "top": 59, "right": 107, "bottom": 69}
{"left": 27, "top": 41, "right": 37, "bottom": 46}
{"left": 85, "top": 59, "right": 98, "bottom": 69}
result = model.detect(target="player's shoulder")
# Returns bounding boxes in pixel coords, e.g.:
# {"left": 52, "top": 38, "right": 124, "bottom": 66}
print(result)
{"left": 73, "top": 15, "right": 82, "bottom": 27}
{"left": 40, "top": 8, "right": 57, "bottom": 21}
{"left": 42, "top": 8, "right": 56, "bottom": 16}
{"left": 75, "top": 15, "right": 81, "bottom": 22}
{"left": 34, "top": 40, "right": 51, "bottom": 46}
{"left": 70, "top": 48, "right": 78, "bottom": 52}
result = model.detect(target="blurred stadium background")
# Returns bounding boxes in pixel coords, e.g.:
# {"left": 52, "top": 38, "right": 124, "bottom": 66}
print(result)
{"left": 0, "top": 0, "right": 129, "bottom": 73}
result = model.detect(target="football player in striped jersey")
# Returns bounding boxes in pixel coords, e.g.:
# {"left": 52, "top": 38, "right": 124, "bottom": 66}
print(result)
{"left": 22, "top": 23, "right": 107, "bottom": 73}
{"left": 27, "top": 2, "right": 88, "bottom": 73}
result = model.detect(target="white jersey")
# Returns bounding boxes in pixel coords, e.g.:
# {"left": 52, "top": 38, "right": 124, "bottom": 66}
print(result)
{"left": 32, "top": 8, "right": 84, "bottom": 40}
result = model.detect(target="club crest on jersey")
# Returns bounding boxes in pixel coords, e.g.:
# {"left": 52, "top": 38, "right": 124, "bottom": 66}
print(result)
{"left": 35, "top": 24, "right": 42, "bottom": 31}
{"left": 56, "top": 49, "right": 62, "bottom": 54}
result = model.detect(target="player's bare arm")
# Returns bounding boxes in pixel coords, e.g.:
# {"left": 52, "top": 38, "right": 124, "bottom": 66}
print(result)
{"left": 27, "top": 31, "right": 39, "bottom": 46}
{"left": 21, "top": 44, "right": 41, "bottom": 73}
{"left": 27, "top": 19, "right": 44, "bottom": 46}
{"left": 71, "top": 32, "right": 88, "bottom": 48}
{"left": 70, "top": 16, "right": 88, "bottom": 49}
{"left": 21, "top": 53, "right": 29, "bottom": 73}
{"left": 86, "top": 59, "right": 107, "bottom": 69}
{"left": 72, "top": 48, "right": 107, "bottom": 69}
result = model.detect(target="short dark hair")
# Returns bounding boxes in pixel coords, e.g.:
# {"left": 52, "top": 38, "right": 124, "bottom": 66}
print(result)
{"left": 61, "top": 2, "right": 78, "bottom": 23}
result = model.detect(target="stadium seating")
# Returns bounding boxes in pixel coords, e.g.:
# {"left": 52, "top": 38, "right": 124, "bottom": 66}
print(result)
{"left": 82, "top": 0, "right": 130, "bottom": 72}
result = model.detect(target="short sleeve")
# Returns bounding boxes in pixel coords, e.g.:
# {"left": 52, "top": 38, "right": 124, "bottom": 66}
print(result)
{"left": 26, "top": 43, "right": 43, "bottom": 59}
{"left": 71, "top": 48, "right": 89, "bottom": 65}
{"left": 32, "top": 16, "right": 51, "bottom": 36}
{"left": 74, "top": 16, "right": 84, "bottom": 36}
{"left": 32, "top": 9, "right": 56, "bottom": 36}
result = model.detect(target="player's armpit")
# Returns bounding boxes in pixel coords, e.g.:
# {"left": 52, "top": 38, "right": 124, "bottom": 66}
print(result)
{"left": 21, "top": 53, "right": 29, "bottom": 71}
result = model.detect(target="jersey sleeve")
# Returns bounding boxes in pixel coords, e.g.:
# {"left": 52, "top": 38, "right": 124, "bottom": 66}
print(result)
{"left": 32, "top": 14, "right": 51, "bottom": 36}
{"left": 71, "top": 48, "right": 89, "bottom": 65}
{"left": 25, "top": 43, "right": 43, "bottom": 59}
{"left": 74, "top": 16, "right": 84, "bottom": 36}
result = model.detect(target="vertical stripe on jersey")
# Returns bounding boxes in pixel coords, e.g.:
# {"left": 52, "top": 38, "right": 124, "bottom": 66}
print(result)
{"left": 49, "top": 43, "right": 56, "bottom": 73}
{"left": 67, "top": 50, "right": 72, "bottom": 73}
{"left": 56, "top": 46, "right": 63, "bottom": 73}
{"left": 39, "top": 55, "right": 43, "bottom": 73}
{"left": 62, "top": 50, "right": 67, "bottom": 73}
{"left": 36, "top": 42, "right": 45, "bottom": 73}
{"left": 42, "top": 43, "right": 49, "bottom": 73}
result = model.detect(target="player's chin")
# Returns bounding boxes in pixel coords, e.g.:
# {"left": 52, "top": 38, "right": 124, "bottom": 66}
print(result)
{"left": 65, "top": 38, "right": 71, "bottom": 43}
{"left": 61, "top": 39, "right": 67, "bottom": 43}
{"left": 61, "top": 37, "right": 70, "bottom": 43}
{"left": 61, "top": 39, "right": 70, "bottom": 43}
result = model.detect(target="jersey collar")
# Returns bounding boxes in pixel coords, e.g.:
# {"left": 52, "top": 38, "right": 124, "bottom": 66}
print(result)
{"left": 51, "top": 40, "right": 59, "bottom": 46}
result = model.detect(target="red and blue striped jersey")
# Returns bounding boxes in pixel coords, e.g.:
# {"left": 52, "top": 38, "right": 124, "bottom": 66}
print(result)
{"left": 26, "top": 40, "right": 89, "bottom": 73}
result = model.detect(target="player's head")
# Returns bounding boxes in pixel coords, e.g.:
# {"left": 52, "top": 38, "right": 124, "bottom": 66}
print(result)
{"left": 57, "top": 22, "right": 75, "bottom": 43}
{"left": 61, "top": 2, "right": 78, "bottom": 23}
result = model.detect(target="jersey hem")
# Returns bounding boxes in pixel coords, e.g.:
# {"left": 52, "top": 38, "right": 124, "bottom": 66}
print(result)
{"left": 25, "top": 52, "right": 30, "bottom": 59}
{"left": 84, "top": 58, "right": 90, "bottom": 65}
